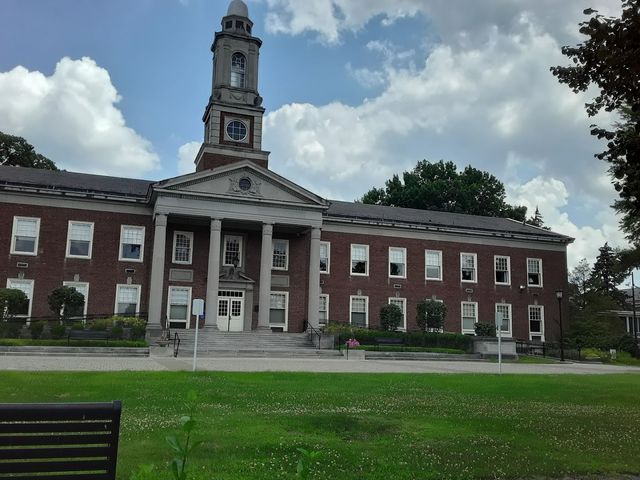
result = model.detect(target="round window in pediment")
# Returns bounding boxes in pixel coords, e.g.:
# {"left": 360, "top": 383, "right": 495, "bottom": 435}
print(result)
{"left": 226, "top": 120, "right": 247, "bottom": 141}
{"left": 238, "top": 177, "right": 252, "bottom": 191}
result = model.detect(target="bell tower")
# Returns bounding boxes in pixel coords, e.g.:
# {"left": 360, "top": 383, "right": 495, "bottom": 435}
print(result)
{"left": 195, "top": 0, "right": 270, "bottom": 171}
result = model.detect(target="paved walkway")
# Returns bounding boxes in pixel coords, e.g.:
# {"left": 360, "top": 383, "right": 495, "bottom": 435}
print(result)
{"left": 1, "top": 353, "right": 639, "bottom": 374}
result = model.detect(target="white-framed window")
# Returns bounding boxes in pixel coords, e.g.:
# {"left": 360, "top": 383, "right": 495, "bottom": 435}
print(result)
{"left": 528, "top": 305, "right": 545, "bottom": 341}
{"left": 320, "top": 241, "right": 330, "bottom": 274}
{"left": 167, "top": 286, "right": 192, "bottom": 326}
{"left": 172, "top": 231, "right": 193, "bottom": 264}
{"left": 272, "top": 239, "right": 289, "bottom": 270}
{"left": 350, "top": 295, "right": 368, "bottom": 327}
{"left": 230, "top": 52, "right": 246, "bottom": 88}
{"left": 389, "top": 247, "right": 407, "bottom": 278}
{"left": 494, "top": 255, "right": 511, "bottom": 285}
{"left": 223, "top": 235, "right": 242, "bottom": 267}
{"left": 319, "top": 294, "right": 329, "bottom": 326}
{"left": 62, "top": 281, "right": 89, "bottom": 317}
{"left": 10, "top": 217, "right": 40, "bottom": 255}
{"left": 388, "top": 297, "right": 407, "bottom": 331}
{"left": 269, "top": 292, "right": 288, "bottom": 330}
{"left": 527, "top": 258, "right": 543, "bottom": 287}
{"left": 460, "top": 253, "right": 477, "bottom": 283}
{"left": 119, "top": 226, "right": 145, "bottom": 262}
{"left": 351, "top": 244, "right": 369, "bottom": 276}
{"left": 495, "top": 303, "right": 512, "bottom": 336}
{"left": 425, "top": 250, "right": 443, "bottom": 280}
{"left": 114, "top": 284, "right": 141, "bottom": 316}
{"left": 66, "top": 221, "right": 94, "bottom": 259}
{"left": 6, "top": 278, "right": 34, "bottom": 318}
{"left": 461, "top": 301, "right": 478, "bottom": 334}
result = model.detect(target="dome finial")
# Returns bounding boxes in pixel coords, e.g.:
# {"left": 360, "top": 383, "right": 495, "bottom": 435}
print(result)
{"left": 227, "top": 0, "right": 249, "bottom": 18}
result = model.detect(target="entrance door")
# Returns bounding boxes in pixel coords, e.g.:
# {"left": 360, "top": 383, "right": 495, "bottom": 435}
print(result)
{"left": 217, "top": 291, "right": 244, "bottom": 332}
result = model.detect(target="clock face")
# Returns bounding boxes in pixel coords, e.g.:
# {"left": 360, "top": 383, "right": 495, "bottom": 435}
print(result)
{"left": 226, "top": 120, "right": 247, "bottom": 141}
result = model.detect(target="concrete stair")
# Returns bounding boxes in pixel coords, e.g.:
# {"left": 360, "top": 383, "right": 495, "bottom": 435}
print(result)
{"left": 0, "top": 346, "right": 149, "bottom": 357}
{"left": 169, "top": 328, "right": 343, "bottom": 359}
{"left": 364, "top": 351, "right": 483, "bottom": 361}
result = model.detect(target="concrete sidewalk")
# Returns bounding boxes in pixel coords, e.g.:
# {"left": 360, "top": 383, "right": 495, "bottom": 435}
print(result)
{"left": 1, "top": 353, "right": 639, "bottom": 374}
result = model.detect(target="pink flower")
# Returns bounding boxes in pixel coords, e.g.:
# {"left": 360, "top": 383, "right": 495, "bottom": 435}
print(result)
{"left": 346, "top": 338, "right": 360, "bottom": 348}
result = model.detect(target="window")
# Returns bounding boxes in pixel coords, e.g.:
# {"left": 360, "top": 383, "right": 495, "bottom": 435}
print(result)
{"left": 119, "top": 226, "right": 145, "bottom": 262}
{"left": 11, "top": 217, "right": 40, "bottom": 255}
{"left": 495, "top": 303, "right": 512, "bottom": 336}
{"left": 269, "top": 292, "right": 288, "bottom": 329}
{"left": 6, "top": 278, "right": 34, "bottom": 318}
{"left": 230, "top": 52, "right": 246, "bottom": 88}
{"left": 62, "top": 281, "right": 89, "bottom": 317}
{"left": 168, "top": 286, "right": 191, "bottom": 326}
{"left": 389, "top": 247, "right": 407, "bottom": 278}
{"left": 65, "top": 221, "right": 94, "bottom": 258}
{"left": 461, "top": 301, "right": 478, "bottom": 334}
{"left": 351, "top": 244, "right": 369, "bottom": 276}
{"left": 319, "top": 241, "right": 330, "bottom": 274}
{"left": 425, "top": 250, "right": 443, "bottom": 280}
{"left": 319, "top": 294, "right": 329, "bottom": 326}
{"left": 494, "top": 255, "right": 511, "bottom": 285}
{"left": 350, "top": 296, "right": 368, "bottom": 327}
{"left": 172, "top": 231, "right": 193, "bottom": 264}
{"left": 527, "top": 258, "right": 543, "bottom": 287}
{"left": 226, "top": 120, "right": 247, "bottom": 141}
{"left": 528, "top": 305, "right": 545, "bottom": 340}
{"left": 272, "top": 239, "right": 289, "bottom": 270}
{"left": 460, "top": 253, "right": 477, "bottom": 282}
{"left": 223, "top": 235, "right": 242, "bottom": 267}
{"left": 388, "top": 297, "right": 407, "bottom": 330}
{"left": 115, "top": 285, "right": 141, "bottom": 316}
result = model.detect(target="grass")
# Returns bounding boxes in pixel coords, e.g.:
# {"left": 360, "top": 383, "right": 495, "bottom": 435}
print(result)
{"left": 0, "top": 339, "right": 147, "bottom": 347}
{"left": 0, "top": 372, "right": 639, "bottom": 479}
{"left": 514, "top": 355, "right": 559, "bottom": 364}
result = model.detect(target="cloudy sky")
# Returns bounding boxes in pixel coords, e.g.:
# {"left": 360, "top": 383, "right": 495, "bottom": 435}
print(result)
{"left": 0, "top": 0, "right": 630, "bottom": 272}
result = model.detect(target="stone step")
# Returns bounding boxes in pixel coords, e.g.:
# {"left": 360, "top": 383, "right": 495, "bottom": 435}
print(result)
{"left": 364, "top": 351, "right": 482, "bottom": 361}
{"left": 0, "top": 346, "right": 149, "bottom": 357}
{"left": 175, "top": 348, "right": 343, "bottom": 358}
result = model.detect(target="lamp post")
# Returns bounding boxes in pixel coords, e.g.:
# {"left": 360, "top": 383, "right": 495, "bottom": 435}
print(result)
{"left": 631, "top": 273, "right": 637, "bottom": 344}
{"left": 555, "top": 290, "right": 565, "bottom": 361}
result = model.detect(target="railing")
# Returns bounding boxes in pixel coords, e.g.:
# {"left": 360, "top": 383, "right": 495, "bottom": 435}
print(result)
{"left": 516, "top": 340, "right": 582, "bottom": 360}
{"left": 307, "top": 324, "right": 321, "bottom": 350}
{"left": 173, "top": 332, "right": 181, "bottom": 358}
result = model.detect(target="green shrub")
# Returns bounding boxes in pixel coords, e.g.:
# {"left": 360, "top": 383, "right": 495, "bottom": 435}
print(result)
{"left": 71, "top": 322, "right": 85, "bottom": 331}
{"left": 617, "top": 334, "right": 639, "bottom": 358}
{"left": 0, "top": 321, "right": 23, "bottom": 339}
{"left": 416, "top": 300, "right": 447, "bottom": 332}
{"left": 111, "top": 325, "right": 124, "bottom": 340}
{"left": 47, "top": 286, "right": 85, "bottom": 321}
{"left": 50, "top": 324, "right": 67, "bottom": 340}
{"left": 30, "top": 321, "right": 45, "bottom": 339}
{"left": 475, "top": 323, "right": 496, "bottom": 337}
{"left": 581, "top": 347, "right": 607, "bottom": 361}
{"left": 379, "top": 304, "right": 403, "bottom": 331}
{"left": 89, "top": 318, "right": 113, "bottom": 331}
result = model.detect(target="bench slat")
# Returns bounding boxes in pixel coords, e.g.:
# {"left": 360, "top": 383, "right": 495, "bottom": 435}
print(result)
{"left": 0, "top": 475, "right": 113, "bottom": 480}
{"left": 0, "top": 433, "right": 114, "bottom": 447}
{"left": 0, "top": 445, "right": 112, "bottom": 460}
{"left": 0, "top": 403, "right": 118, "bottom": 421}
{"left": 0, "top": 421, "right": 113, "bottom": 434}
{"left": 0, "top": 458, "right": 110, "bottom": 474}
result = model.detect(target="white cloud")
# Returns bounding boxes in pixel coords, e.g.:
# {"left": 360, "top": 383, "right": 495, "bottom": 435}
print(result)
{"left": 177, "top": 141, "right": 201, "bottom": 175}
{"left": 0, "top": 57, "right": 159, "bottom": 177}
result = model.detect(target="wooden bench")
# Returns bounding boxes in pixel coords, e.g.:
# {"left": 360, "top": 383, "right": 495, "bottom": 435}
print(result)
{"left": 0, "top": 401, "right": 122, "bottom": 480}
{"left": 68, "top": 329, "right": 111, "bottom": 345}
{"left": 374, "top": 337, "right": 404, "bottom": 346}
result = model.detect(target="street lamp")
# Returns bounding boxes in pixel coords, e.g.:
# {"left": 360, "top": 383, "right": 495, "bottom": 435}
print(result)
{"left": 555, "top": 289, "right": 565, "bottom": 361}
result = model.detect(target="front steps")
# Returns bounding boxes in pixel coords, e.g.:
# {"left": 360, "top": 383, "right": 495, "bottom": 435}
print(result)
{"left": 166, "top": 328, "right": 343, "bottom": 359}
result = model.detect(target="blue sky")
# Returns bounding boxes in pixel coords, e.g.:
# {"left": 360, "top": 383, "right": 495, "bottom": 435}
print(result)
{"left": 0, "top": 0, "right": 630, "bottom": 271}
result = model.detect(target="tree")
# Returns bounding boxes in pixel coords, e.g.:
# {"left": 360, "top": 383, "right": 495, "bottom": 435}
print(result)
{"left": 550, "top": 2, "right": 640, "bottom": 243}
{"left": 569, "top": 258, "right": 592, "bottom": 311}
{"left": 379, "top": 304, "right": 403, "bottom": 332}
{"left": 361, "top": 160, "right": 527, "bottom": 221}
{"left": 47, "top": 286, "right": 85, "bottom": 322}
{"left": 416, "top": 300, "right": 447, "bottom": 332}
{"left": 0, "top": 131, "right": 58, "bottom": 170}
{"left": 588, "top": 242, "right": 626, "bottom": 305}
{"left": 526, "top": 206, "right": 551, "bottom": 230}
{"left": 0, "top": 288, "right": 29, "bottom": 321}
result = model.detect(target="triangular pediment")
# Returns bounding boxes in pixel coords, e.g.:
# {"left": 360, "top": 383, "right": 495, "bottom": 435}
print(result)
{"left": 152, "top": 160, "right": 327, "bottom": 208}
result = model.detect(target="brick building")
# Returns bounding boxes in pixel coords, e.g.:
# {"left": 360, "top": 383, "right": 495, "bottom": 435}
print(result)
{"left": 0, "top": 0, "right": 573, "bottom": 342}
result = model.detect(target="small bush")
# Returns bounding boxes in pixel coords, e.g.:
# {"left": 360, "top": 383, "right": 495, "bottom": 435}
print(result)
{"left": 111, "top": 325, "right": 124, "bottom": 340}
{"left": 379, "top": 304, "right": 403, "bottom": 331}
{"left": 89, "top": 318, "right": 113, "bottom": 331}
{"left": 71, "top": 322, "right": 85, "bottom": 331}
{"left": 618, "top": 334, "right": 639, "bottom": 358}
{"left": 30, "top": 321, "right": 45, "bottom": 339}
{"left": 475, "top": 323, "right": 496, "bottom": 337}
{"left": 50, "top": 324, "right": 67, "bottom": 340}
{"left": 0, "top": 321, "right": 23, "bottom": 339}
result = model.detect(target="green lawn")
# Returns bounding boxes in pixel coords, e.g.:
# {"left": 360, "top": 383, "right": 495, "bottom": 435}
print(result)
{"left": 1, "top": 372, "right": 639, "bottom": 479}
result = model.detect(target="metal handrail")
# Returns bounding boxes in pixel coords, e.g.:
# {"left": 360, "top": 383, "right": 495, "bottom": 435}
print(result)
{"left": 307, "top": 324, "right": 321, "bottom": 350}
{"left": 173, "top": 332, "right": 181, "bottom": 358}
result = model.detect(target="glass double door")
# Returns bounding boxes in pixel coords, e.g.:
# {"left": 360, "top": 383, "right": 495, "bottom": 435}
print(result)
{"left": 217, "top": 290, "right": 244, "bottom": 332}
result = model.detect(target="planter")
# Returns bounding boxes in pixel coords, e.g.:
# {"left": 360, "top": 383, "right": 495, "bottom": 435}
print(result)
{"left": 473, "top": 336, "right": 517, "bottom": 358}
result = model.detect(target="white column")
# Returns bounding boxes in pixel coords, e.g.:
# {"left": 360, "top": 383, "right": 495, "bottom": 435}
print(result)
{"left": 307, "top": 228, "right": 321, "bottom": 329}
{"left": 147, "top": 213, "right": 168, "bottom": 328}
{"left": 258, "top": 223, "right": 273, "bottom": 327}
{"left": 205, "top": 218, "right": 222, "bottom": 327}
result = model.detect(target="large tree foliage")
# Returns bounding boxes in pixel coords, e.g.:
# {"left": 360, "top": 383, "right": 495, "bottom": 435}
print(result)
{"left": 361, "top": 160, "right": 527, "bottom": 221}
{"left": 550, "top": 2, "right": 640, "bottom": 242}
{"left": 47, "top": 286, "right": 85, "bottom": 322}
{"left": 0, "top": 288, "right": 29, "bottom": 320}
{"left": 0, "top": 131, "right": 58, "bottom": 170}
{"left": 588, "top": 243, "right": 626, "bottom": 305}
